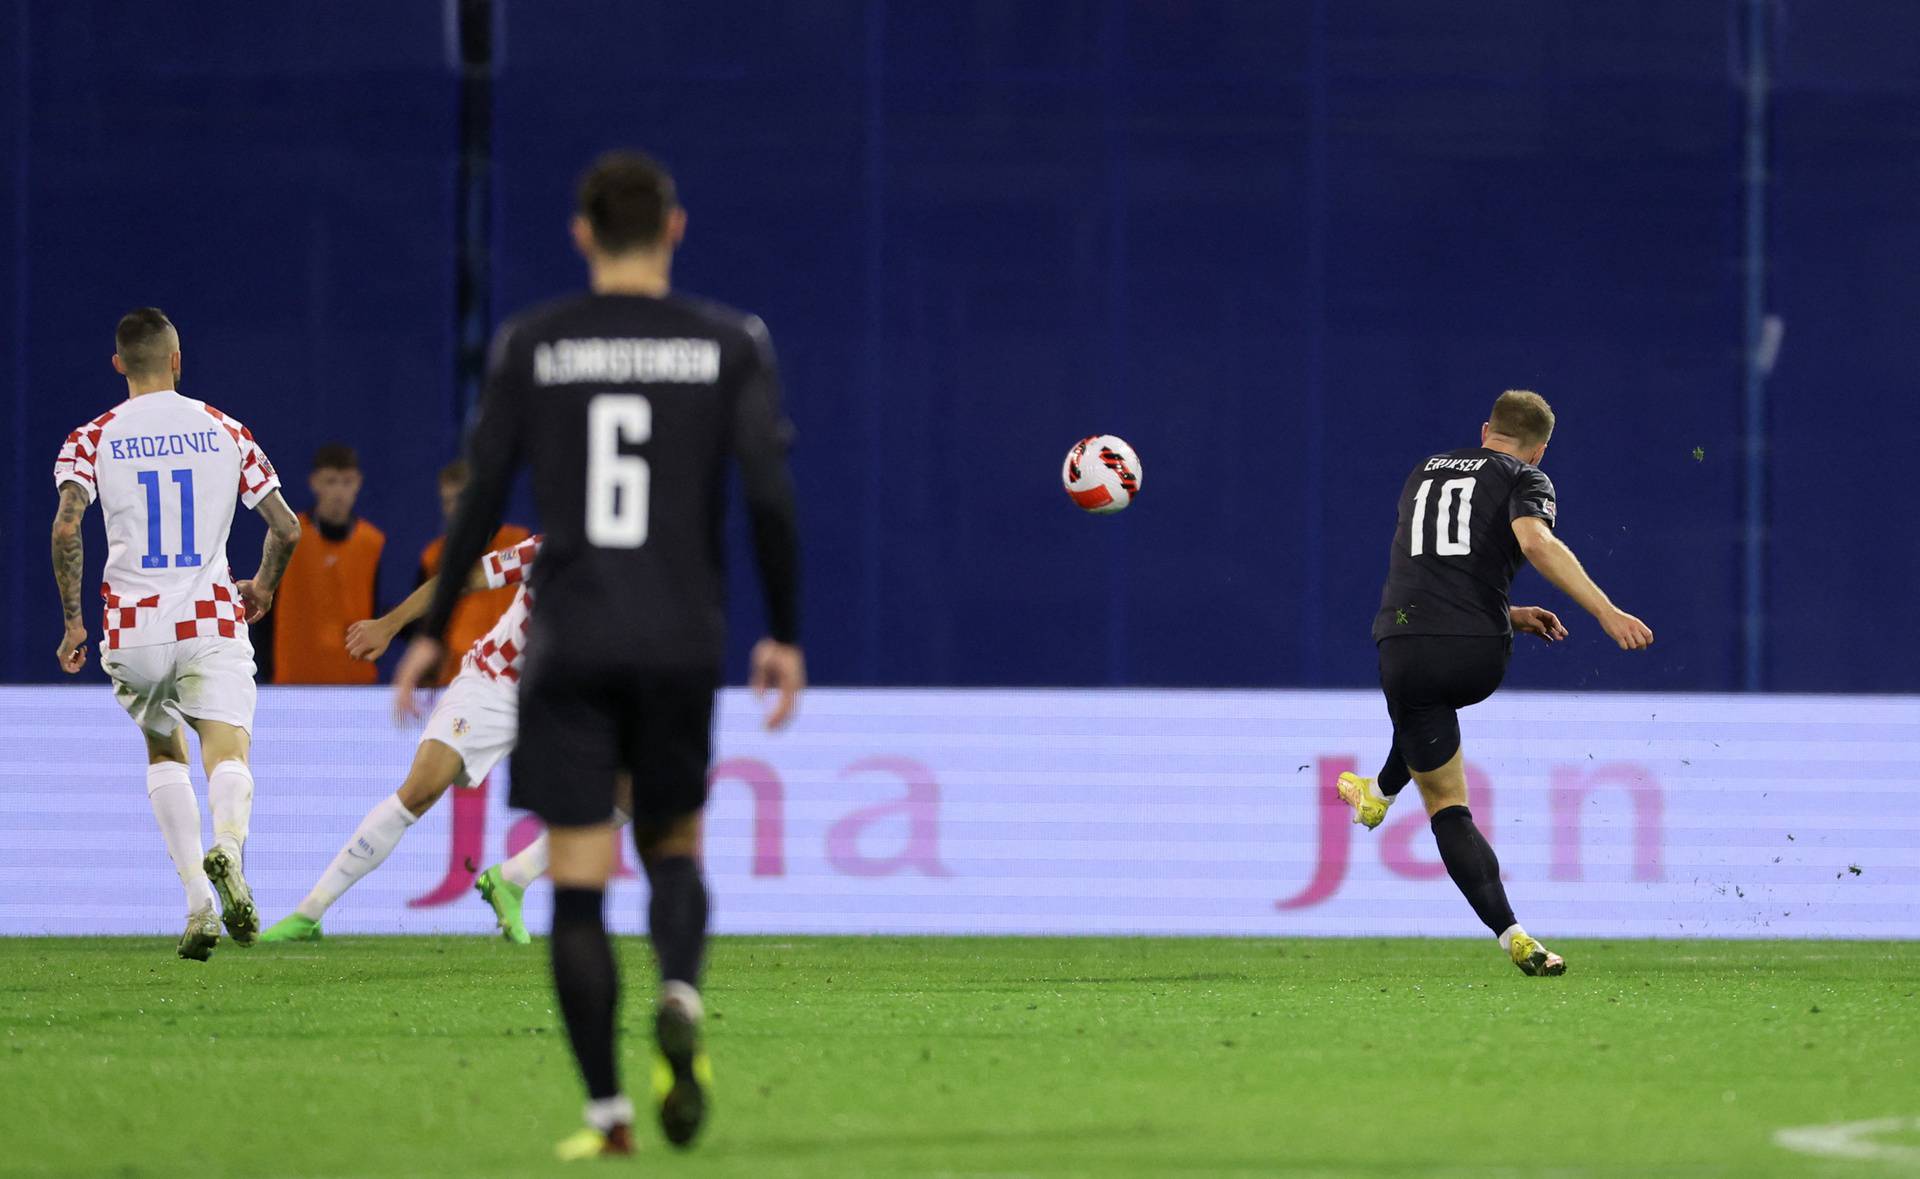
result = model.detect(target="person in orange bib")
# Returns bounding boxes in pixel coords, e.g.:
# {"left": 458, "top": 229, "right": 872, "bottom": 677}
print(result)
{"left": 262, "top": 444, "right": 385, "bottom": 684}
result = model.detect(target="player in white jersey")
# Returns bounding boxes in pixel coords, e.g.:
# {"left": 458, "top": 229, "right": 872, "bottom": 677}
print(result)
{"left": 260, "top": 534, "right": 630, "bottom": 944}
{"left": 51, "top": 308, "right": 303, "bottom": 961}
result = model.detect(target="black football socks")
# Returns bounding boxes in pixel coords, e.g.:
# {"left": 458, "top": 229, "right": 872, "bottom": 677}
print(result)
{"left": 646, "top": 855, "right": 710, "bottom": 988}
{"left": 551, "top": 886, "right": 621, "bottom": 1101}
{"left": 1377, "top": 748, "right": 1412, "bottom": 797}
{"left": 1429, "top": 805, "right": 1517, "bottom": 934}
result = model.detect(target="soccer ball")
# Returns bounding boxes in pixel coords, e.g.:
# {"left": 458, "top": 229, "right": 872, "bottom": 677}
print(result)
{"left": 1061, "top": 435, "right": 1142, "bottom": 514}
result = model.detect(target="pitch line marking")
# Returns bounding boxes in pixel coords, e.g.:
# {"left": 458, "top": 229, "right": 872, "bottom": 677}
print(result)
{"left": 1773, "top": 1116, "right": 1920, "bottom": 1163}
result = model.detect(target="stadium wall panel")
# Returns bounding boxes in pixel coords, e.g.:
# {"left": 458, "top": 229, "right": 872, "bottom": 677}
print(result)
{"left": 2, "top": 686, "right": 1912, "bottom": 939}
{"left": 5, "top": 1, "right": 1917, "bottom": 694}
{"left": 1, "top": 3, "right": 459, "bottom": 686}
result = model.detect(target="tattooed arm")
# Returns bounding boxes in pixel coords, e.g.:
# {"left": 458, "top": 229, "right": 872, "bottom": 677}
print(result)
{"left": 235, "top": 490, "right": 302, "bottom": 624}
{"left": 51, "top": 483, "right": 91, "bottom": 674}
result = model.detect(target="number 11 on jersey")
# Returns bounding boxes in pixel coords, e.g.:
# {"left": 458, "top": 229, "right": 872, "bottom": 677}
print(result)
{"left": 586, "top": 394, "right": 652, "bottom": 548}
{"left": 135, "top": 468, "right": 203, "bottom": 569}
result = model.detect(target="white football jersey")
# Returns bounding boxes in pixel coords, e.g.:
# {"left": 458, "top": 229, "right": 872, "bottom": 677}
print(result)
{"left": 53, "top": 391, "right": 281, "bottom": 650}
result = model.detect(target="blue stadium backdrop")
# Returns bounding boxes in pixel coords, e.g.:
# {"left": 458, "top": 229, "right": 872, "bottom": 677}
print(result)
{"left": 4, "top": 1, "right": 1916, "bottom": 693}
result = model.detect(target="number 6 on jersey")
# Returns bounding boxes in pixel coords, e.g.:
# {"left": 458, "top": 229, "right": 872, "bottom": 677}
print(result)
{"left": 586, "top": 394, "right": 651, "bottom": 547}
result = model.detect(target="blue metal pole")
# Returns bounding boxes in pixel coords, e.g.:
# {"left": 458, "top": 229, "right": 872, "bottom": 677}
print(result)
{"left": 1740, "top": 0, "right": 1771, "bottom": 691}
{"left": 10, "top": 0, "right": 32, "bottom": 683}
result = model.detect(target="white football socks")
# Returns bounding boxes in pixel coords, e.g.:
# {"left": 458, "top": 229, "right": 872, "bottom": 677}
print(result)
{"left": 1497, "top": 923, "right": 1525, "bottom": 954}
{"left": 207, "top": 758, "right": 254, "bottom": 862}
{"left": 498, "top": 808, "right": 630, "bottom": 889}
{"left": 584, "top": 1094, "right": 634, "bottom": 1133}
{"left": 296, "top": 792, "right": 418, "bottom": 922}
{"left": 498, "top": 832, "right": 549, "bottom": 889}
{"left": 661, "top": 979, "right": 704, "bottom": 1022}
{"left": 147, "top": 762, "right": 216, "bottom": 915}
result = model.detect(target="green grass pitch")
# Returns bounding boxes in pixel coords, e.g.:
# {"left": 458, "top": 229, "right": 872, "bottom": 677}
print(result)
{"left": 3, "top": 936, "right": 1916, "bottom": 1177}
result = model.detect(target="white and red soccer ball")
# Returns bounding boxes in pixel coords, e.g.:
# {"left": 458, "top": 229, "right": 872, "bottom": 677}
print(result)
{"left": 1061, "top": 435, "right": 1142, "bottom": 515}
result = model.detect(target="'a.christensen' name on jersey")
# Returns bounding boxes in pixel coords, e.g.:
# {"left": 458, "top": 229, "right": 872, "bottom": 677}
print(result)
{"left": 107, "top": 429, "right": 225, "bottom": 461}
{"left": 533, "top": 338, "right": 721, "bottom": 386}
{"left": 1425, "top": 456, "right": 1489, "bottom": 473}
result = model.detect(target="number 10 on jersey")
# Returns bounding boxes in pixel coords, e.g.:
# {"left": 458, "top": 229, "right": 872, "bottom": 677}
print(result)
{"left": 586, "top": 394, "right": 652, "bottom": 548}
{"left": 1410, "top": 476, "right": 1475, "bottom": 557}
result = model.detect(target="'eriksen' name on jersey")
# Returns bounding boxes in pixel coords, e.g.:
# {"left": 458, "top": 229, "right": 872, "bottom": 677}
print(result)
{"left": 533, "top": 337, "right": 721, "bottom": 386}
{"left": 107, "top": 429, "right": 225, "bottom": 461}
{"left": 1425, "top": 456, "right": 1489, "bottom": 473}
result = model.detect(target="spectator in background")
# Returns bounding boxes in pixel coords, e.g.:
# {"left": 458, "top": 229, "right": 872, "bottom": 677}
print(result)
{"left": 257, "top": 444, "right": 386, "bottom": 684}
{"left": 417, "top": 460, "right": 530, "bottom": 685}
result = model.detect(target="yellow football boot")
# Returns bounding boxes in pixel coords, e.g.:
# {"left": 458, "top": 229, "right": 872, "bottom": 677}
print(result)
{"left": 1508, "top": 933, "right": 1566, "bottom": 977}
{"left": 1336, "top": 772, "right": 1392, "bottom": 830}
{"left": 554, "top": 1124, "right": 633, "bottom": 1161}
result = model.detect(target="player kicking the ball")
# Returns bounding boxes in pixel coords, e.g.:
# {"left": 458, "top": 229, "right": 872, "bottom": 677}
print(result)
{"left": 51, "top": 308, "right": 302, "bottom": 960}
{"left": 1340, "top": 390, "right": 1653, "bottom": 976}
{"left": 259, "top": 534, "right": 626, "bottom": 944}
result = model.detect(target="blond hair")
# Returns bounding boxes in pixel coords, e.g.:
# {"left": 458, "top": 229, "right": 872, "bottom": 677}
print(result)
{"left": 1488, "top": 390, "right": 1554, "bottom": 447}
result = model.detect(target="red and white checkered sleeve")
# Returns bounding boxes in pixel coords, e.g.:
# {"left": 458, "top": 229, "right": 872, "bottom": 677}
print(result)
{"left": 233, "top": 425, "right": 280, "bottom": 509}
{"left": 53, "top": 416, "right": 110, "bottom": 504}
{"left": 203, "top": 405, "right": 280, "bottom": 509}
{"left": 482, "top": 534, "right": 543, "bottom": 589}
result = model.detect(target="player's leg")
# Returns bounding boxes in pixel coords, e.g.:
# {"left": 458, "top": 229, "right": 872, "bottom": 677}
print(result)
{"left": 261, "top": 739, "right": 466, "bottom": 942}
{"left": 1338, "top": 640, "right": 1413, "bottom": 829}
{"left": 188, "top": 719, "right": 261, "bottom": 945}
{"left": 633, "top": 810, "right": 713, "bottom": 1150}
{"left": 141, "top": 727, "right": 223, "bottom": 959}
{"left": 1400, "top": 638, "right": 1563, "bottom": 976}
{"left": 513, "top": 668, "right": 634, "bottom": 1160}
{"left": 479, "top": 779, "right": 632, "bottom": 945}
{"left": 176, "top": 637, "right": 263, "bottom": 944}
{"left": 627, "top": 675, "right": 719, "bottom": 1150}
{"left": 546, "top": 822, "right": 632, "bottom": 1159}
{"left": 103, "top": 644, "right": 221, "bottom": 958}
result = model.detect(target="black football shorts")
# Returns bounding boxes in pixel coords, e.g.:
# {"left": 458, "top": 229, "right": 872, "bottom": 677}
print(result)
{"left": 1376, "top": 634, "right": 1512, "bottom": 773}
{"left": 510, "top": 659, "right": 718, "bottom": 828}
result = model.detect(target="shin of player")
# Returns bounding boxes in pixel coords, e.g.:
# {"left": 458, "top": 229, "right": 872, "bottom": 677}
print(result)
{"left": 51, "top": 308, "right": 300, "bottom": 960}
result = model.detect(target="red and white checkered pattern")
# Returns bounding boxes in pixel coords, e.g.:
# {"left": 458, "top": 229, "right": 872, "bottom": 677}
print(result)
{"left": 53, "top": 408, "right": 119, "bottom": 504}
{"left": 463, "top": 535, "right": 544, "bottom": 683}
{"left": 55, "top": 392, "right": 280, "bottom": 650}
{"left": 100, "top": 586, "right": 162, "bottom": 652}
{"left": 172, "top": 581, "right": 249, "bottom": 642}
{"left": 101, "top": 582, "right": 247, "bottom": 649}
{"left": 200, "top": 403, "right": 279, "bottom": 506}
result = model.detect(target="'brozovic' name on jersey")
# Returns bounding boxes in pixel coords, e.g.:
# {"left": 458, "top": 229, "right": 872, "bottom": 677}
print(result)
{"left": 1372, "top": 447, "right": 1556, "bottom": 641}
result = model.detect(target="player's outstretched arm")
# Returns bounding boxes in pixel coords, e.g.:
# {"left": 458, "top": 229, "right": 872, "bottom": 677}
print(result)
{"left": 1511, "top": 516, "right": 1653, "bottom": 651}
{"left": 50, "top": 483, "right": 91, "bottom": 674}
{"left": 344, "top": 562, "right": 492, "bottom": 662}
{"left": 235, "top": 490, "right": 302, "bottom": 624}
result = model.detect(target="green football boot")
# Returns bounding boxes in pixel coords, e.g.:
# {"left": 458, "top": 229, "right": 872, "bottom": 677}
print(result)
{"left": 259, "top": 913, "right": 323, "bottom": 944}
{"left": 177, "top": 908, "right": 221, "bottom": 961}
{"left": 476, "top": 865, "right": 530, "bottom": 944}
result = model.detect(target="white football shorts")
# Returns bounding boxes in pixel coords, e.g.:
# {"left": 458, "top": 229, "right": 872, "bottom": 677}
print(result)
{"left": 101, "top": 635, "right": 258, "bottom": 739}
{"left": 420, "top": 668, "right": 519, "bottom": 787}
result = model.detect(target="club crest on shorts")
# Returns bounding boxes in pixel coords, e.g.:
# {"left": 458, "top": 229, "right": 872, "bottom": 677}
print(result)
{"left": 452, "top": 717, "right": 471, "bottom": 737}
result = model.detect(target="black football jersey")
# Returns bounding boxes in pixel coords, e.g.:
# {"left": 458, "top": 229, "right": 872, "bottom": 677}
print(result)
{"left": 1371, "top": 447, "right": 1556, "bottom": 641}
{"left": 422, "top": 291, "right": 799, "bottom": 672}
